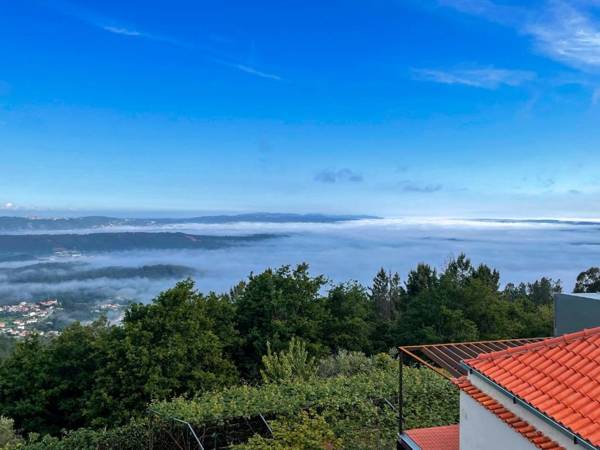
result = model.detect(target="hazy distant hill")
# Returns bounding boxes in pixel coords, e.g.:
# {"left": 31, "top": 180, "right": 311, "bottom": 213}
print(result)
{"left": 0, "top": 253, "right": 34, "bottom": 263}
{"left": 0, "top": 213, "right": 378, "bottom": 232}
{"left": 1, "top": 262, "right": 195, "bottom": 284}
{"left": 0, "top": 232, "right": 278, "bottom": 255}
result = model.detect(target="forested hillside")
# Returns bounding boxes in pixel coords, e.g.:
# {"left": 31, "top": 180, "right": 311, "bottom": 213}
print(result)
{"left": 0, "top": 254, "right": 570, "bottom": 449}
{"left": 0, "top": 232, "right": 277, "bottom": 255}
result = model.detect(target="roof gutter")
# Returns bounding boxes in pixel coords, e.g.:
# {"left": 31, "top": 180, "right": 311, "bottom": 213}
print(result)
{"left": 460, "top": 362, "right": 597, "bottom": 450}
{"left": 397, "top": 432, "right": 422, "bottom": 450}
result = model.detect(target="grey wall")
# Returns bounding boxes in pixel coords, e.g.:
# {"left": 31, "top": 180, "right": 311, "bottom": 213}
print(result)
{"left": 554, "top": 293, "right": 600, "bottom": 336}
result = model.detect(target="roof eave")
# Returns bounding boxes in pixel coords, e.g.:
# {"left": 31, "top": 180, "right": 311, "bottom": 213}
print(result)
{"left": 398, "top": 432, "right": 422, "bottom": 450}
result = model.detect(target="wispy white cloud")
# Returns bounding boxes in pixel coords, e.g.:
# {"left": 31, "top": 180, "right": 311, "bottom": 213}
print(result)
{"left": 438, "top": 0, "right": 600, "bottom": 70}
{"left": 218, "top": 61, "right": 283, "bottom": 81}
{"left": 101, "top": 26, "right": 143, "bottom": 37}
{"left": 51, "top": 1, "right": 184, "bottom": 45}
{"left": 95, "top": 21, "right": 185, "bottom": 47}
{"left": 413, "top": 67, "right": 536, "bottom": 89}
{"left": 2, "top": 202, "right": 16, "bottom": 210}
{"left": 49, "top": 1, "right": 283, "bottom": 81}
{"left": 102, "top": 28, "right": 283, "bottom": 81}
{"left": 525, "top": 1, "right": 600, "bottom": 69}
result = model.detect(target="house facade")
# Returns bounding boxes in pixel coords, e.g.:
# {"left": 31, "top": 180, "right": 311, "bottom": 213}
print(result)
{"left": 400, "top": 326, "right": 600, "bottom": 450}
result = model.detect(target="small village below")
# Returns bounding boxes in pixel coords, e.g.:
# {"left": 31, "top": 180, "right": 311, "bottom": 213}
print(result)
{"left": 0, "top": 299, "right": 60, "bottom": 338}
{"left": 0, "top": 298, "right": 122, "bottom": 338}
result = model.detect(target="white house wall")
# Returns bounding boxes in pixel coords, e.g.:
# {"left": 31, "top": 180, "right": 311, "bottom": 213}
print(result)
{"left": 460, "top": 392, "right": 538, "bottom": 450}
{"left": 468, "top": 374, "right": 577, "bottom": 450}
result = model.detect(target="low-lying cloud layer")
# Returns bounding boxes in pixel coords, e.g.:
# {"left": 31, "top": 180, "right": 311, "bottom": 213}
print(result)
{"left": 1, "top": 218, "right": 599, "bottom": 308}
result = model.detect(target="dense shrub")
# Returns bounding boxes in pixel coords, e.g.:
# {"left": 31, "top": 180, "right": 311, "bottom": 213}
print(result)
{"left": 234, "top": 411, "right": 342, "bottom": 450}
{"left": 152, "top": 356, "right": 458, "bottom": 449}
{"left": 9, "top": 352, "right": 457, "bottom": 449}
{"left": 317, "top": 350, "right": 390, "bottom": 378}
{"left": 3, "top": 419, "right": 151, "bottom": 450}
{"left": 0, "top": 416, "right": 22, "bottom": 448}
{"left": 260, "top": 337, "right": 317, "bottom": 383}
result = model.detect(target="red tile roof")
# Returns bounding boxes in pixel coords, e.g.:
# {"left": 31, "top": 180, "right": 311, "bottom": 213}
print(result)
{"left": 463, "top": 327, "right": 600, "bottom": 447}
{"left": 454, "top": 377, "right": 565, "bottom": 450}
{"left": 403, "top": 424, "right": 459, "bottom": 450}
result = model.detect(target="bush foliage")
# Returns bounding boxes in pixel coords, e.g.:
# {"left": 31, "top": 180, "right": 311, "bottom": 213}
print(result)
{"left": 152, "top": 356, "right": 457, "bottom": 449}
{"left": 260, "top": 337, "right": 317, "bottom": 383}
{"left": 233, "top": 411, "right": 342, "bottom": 450}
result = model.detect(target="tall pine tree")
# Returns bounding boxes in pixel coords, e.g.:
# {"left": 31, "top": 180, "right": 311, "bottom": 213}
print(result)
{"left": 370, "top": 268, "right": 404, "bottom": 321}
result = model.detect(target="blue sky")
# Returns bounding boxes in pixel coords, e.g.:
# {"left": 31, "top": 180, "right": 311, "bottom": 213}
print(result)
{"left": 2, "top": 0, "right": 600, "bottom": 217}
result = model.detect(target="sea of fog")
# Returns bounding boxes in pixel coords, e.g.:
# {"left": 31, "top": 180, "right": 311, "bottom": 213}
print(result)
{"left": 1, "top": 217, "right": 599, "bottom": 303}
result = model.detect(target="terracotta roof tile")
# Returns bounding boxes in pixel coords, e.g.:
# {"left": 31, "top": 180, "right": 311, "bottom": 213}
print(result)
{"left": 454, "top": 377, "right": 565, "bottom": 450}
{"left": 403, "top": 424, "right": 459, "bottom": 450}
{"left": 463, "top": 326, "right": 600, "bottom": 447}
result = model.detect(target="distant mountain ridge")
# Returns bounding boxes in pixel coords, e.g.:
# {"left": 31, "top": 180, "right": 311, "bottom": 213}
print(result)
{"left": 0, "top": 213, "right": 378, "bottom": 232}
{"left": 0, "top": 232, "right": 278, "bottom": 255}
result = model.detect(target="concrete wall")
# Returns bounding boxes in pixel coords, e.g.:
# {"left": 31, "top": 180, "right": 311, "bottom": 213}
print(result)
{"left": 554, "top": 293, "right": 600, "bottom": 335}
{"left": 460, "top": 392, "right": 536, "bottom": 450}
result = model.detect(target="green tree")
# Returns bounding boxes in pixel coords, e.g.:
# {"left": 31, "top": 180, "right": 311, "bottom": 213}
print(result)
{"left": 0, "top": 280, "right": 239, "bottom": 434}
{"left": 440, "top": 253, "right": 474, "bottom": 287}
{"left": 0, "top": 321, "right": 108, "bottom": 435}
{"left": 234, "top": 264, "right": 327, "bottom": 377}
{"left": 0, "top": 336, "right": 49, "bottom": 434}
{"left": 322, "top": 282, "right": 375, "bottom": 353}
{"left": 448, "top": 278, "right": 512, "bottom": 339}
{"left": 574, "top": 267, "right": 600, "bottom": 293}
{"left": 396, "top": 288, "right": 479, "bottom": 344}
{"left": 0, "top": 336, "right": 15, "bottom": 361}
{"left": 88, "top": 280, "right": 238, "bottom": 426}
{"left": 504, "top": 278, "right": 562, "bottom": 305}
{"left": 369, "top": 270, "right": 400, "bottom": 351}
{"left": 203, "top": 291, "right": 242, "bottom": 359}
{"left": 440, "top": 254, "right": 500, "bottom": 291}
{"left": 397, "top": 256, "right": 517, "bottom": 343}
{"left": 405, "top": 264, "right": 438, "bottom": 298}
{"left": 370, "top": 268, "right": 404, "bottom": 321}
{"left": 390, "top": 272, "right": 404, "bottom": 314}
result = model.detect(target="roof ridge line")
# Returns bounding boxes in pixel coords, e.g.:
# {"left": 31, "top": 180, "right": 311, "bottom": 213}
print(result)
{"left": 479, "top": 354, "right": 600, "bottom": 416}
{"left": 467, "top": 327, "right": 600, "bottom": 362}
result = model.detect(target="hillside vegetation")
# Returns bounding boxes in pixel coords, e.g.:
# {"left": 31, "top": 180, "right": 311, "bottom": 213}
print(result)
{"left": 0, "top": 254, "right": 562, "bottom": 448}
